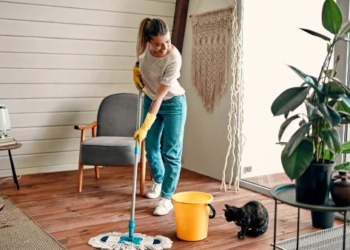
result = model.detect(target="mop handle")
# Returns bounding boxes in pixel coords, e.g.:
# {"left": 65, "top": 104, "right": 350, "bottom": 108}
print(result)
{"left": 130, "top": 87, "right": 143, "bottom": 223}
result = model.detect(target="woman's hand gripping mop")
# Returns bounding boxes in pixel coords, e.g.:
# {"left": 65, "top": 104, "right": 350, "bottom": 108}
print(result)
{"left": 88, "top": 88, "right": 173, "bottom": 250}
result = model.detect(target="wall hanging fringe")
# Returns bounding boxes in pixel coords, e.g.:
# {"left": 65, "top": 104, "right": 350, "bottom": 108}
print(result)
{"left": 191, "top": 7, "right": 233, "bottom": 112}
{"left": 220, "top": 0, "right": 244, "bottom": 192}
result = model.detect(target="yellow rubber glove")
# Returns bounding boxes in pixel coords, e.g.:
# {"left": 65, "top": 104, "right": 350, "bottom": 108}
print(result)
{"left": 133, "top": 112, "right": 156, "bottom": 145}
{"left": 133, "top": 66, "right": 144, "bottom": 90}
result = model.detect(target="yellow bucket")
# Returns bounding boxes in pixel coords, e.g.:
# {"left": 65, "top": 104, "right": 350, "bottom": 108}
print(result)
{"left": 171, "top": 191, "right": 216, "bottom": 241}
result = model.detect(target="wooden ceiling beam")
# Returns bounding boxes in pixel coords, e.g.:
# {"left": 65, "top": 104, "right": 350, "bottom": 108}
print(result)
{"left": 171, "top": 0, "right": 190, "bottom": 54}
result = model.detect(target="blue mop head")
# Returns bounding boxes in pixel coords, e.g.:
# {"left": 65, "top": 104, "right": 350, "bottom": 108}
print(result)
{"left": 88, "top": 232, "right": 173, "bottom": 250}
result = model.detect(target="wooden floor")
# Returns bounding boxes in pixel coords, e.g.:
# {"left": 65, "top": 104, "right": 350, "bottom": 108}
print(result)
{"left": 1, "top": 167, "right": 342, "bottom": 250}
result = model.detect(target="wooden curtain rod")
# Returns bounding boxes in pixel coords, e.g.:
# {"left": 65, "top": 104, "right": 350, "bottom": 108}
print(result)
{"left": 189, "top": 5, "right": 234, "bottom": 18}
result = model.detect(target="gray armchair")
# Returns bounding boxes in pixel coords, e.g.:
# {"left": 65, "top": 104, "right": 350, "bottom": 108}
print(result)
{"left": 74, "top": 93, "right": 146, "bottom": 194}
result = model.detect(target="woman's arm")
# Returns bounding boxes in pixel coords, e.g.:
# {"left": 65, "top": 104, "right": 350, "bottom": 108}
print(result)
{"left": 149, "top": 84, "right": 171, "bottom": 115}
{"left": 133, "top": 84, "right": 170, "bottom": 144}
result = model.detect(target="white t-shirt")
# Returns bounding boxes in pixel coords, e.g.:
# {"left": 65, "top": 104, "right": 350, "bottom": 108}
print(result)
{"left": 139, "top": 44, "right": 185, "bottom": 100}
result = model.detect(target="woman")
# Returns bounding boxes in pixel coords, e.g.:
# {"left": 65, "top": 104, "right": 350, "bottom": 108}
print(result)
{"left": 133, "top": 18, "right": 187, "bottom": 216}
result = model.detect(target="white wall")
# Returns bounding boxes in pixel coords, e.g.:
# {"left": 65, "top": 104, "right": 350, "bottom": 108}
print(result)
{"left": 241, "top": 0, "right": 332, "bottom": 178}
{"left": 181, "top": 0, "right": 236, "bottom": 183}
{"left": 181, "top": 0, "right": 335, "bottom": 182}
{"left": 0, "top": 0, "right": 176, "bottom": 177}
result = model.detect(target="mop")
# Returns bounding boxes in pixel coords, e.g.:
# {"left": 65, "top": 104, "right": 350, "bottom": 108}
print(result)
{"left": 89, "top": 88, "right": 173, "bottom": 250}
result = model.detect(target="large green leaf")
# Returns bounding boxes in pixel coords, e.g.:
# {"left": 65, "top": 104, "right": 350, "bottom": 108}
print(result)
{"left": 321, "top": 128, "right": 341, "bottom": 154}
{"left": 322, "top": 0, "right": 342, "bottom": 34}
{"left": 281, "top": 138, "right": 313, "bottom": 180}
{"left": 332, "top": 100, "right": 350, "bottom": 124}
{"left": 284, "top": 111, "right": 290, "bottom": 119}
{"left": 305, "top": 76, "right": 325, "bottom": 98}
{"left": 319, "top": 103, "right": 341, "bottom": 126}
{"left": 341, "top": 141, "right": 350, "bottom": 154}
{"left": 278, "top": 114, "right": 300, "bottom": 141}
{"left": 324, "top": 149, "right": 335, "bottom": 161}
{"left": 338, "top": 82, "right": 350, "bottom": 98}
{"left": 300, "top": 28, "right": 331, "bottom": 41}
{"left": 338, "top": 20, "right": 350, "bottom": 36}
{"left": 341, "top": 96, "right": 350, "bottom": 107}
{"left": 305, "top": 102, "right": 323, "bottom": 119}
{"left": 271, "top": 87, "right": 309, "bottom": 116}
{"left": 288, "top": 65, "right": 318, "bottom": 83}
{"left": 328, "top": 81, "right": 345, "bottom": 95}
{"left": 305, "top": 102, "right": 313, "bottom": 117}
{"left": 285, "top": 122, "right": 311, "bottom": 156}
{"left": 335, "top": 162, "right": 350, "bottom": 171}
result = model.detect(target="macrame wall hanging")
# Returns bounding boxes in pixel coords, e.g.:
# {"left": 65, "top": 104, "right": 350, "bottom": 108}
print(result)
{"left": 191, "top": 7, "right": 233, "bottom": 112}
{"left": 219, "top": 1, "right": 244, "bottom": 192}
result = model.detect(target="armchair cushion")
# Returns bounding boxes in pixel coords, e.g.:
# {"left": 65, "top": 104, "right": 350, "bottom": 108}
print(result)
{"left": 81, "top": 136, "right": 137, "bottom": 166}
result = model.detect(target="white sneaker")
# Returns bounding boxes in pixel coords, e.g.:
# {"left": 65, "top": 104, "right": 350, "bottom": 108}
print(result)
{"left": 153, "top": 198, "right": 173, "bottom": 216}
{"left": 146, "top": 182, "right": 162, "bottom": 199}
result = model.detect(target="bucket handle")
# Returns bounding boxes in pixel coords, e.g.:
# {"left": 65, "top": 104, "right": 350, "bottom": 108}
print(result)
{"left": 208, "top": 204, "right": 216, "bottom": 219}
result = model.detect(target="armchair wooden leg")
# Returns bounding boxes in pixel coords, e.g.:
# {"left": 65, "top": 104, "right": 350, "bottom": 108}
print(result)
{"left": 78, "top": 162, "right": 84, "bottom": 193}
{"left": 140, "top": 140, "right": 146, "bottom": 195}
{"left": 94, "top": 165, "right": 100, "bottom": 179}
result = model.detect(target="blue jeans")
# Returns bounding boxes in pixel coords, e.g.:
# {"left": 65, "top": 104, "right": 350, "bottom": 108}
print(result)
{"left": 143, "top": 94, "right": 187, "bottom": 199}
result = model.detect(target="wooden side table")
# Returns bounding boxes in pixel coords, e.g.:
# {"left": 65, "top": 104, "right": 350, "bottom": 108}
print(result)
{"left": 0, "top": 143, "right": 22, "bottom": 190}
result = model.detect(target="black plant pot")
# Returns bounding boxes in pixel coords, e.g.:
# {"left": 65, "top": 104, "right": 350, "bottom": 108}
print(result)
{"left": 295, "top": 161, "right": 334, "bottom": 229}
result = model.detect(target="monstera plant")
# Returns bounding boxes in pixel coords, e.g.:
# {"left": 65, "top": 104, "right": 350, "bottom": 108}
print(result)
{"left": 271, "top": 0, "right": 350, "bottom": 182}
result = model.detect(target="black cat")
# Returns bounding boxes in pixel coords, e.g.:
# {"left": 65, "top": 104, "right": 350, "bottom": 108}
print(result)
{"left": 223, "top": 201, "right": 268, "bottom": 239}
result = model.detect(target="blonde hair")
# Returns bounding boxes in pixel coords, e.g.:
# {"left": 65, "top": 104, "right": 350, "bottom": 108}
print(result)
{"left": 137, "top": 18, "right": 169, "bottom": 58}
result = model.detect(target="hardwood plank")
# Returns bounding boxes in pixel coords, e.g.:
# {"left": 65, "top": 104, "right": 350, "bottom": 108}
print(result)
{"left": 1, "top": 167, "right": 343, "bottom": 250}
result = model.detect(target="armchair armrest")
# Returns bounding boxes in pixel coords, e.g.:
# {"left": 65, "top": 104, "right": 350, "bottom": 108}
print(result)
{"left": 74, "top": 121, "right": 97, "bottom": 142}
{"left": 74, "top": 121, "right": 97, "bottom": 131}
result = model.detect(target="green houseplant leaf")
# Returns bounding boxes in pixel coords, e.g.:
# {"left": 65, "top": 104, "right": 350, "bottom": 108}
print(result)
{"left": 322, "top": 0, "right": 342, "bottom": 34}
{"left": 321, "top": 128, "right": 341, "bottom": 154}
{"left": 272, "top": 0, "right": 350, "bottom": 182}
{"left": 328, "top": 81, "right": 345, "bottom": 95}
{"left": 334, "top": 162, "right": 350, "bottom": 170}
{"left": 271, "top": 87, "right": 309, "bottom": 116}
{"left": 305, "top": 102, "right": 323, "bottom": 119}
{"left": 324, "top": 149, "right": 334, "bottom": 160}
{"left": 341, "top": 96, "right": 350, "bottom": 108}
{"left": 278, "top": 114, "right": 300, "bottom": 141}
{"left": 285, "top": 122, "right": 311, "bottom": 156}
{"left": 281, "top": 138, "right": 313, "bottom": 180}
{"left": 319, "top": 104, "right": 341, "bottom": 126}
{"left": 305, "top": 76, "right": 325, "bottom": 98}
{"left": 300, "top": 28, "right": 331, "bottom": 41}
{"left": 288, "top": 65, "right": 318, "bottom": 83}
{"left": 341, "top": 141, "right": 350, "bottom": 154}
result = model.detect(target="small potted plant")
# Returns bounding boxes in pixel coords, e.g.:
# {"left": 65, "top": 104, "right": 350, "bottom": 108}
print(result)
{"left": 271, "top": 0, "right": 350, "bottom": 229}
